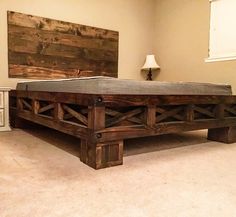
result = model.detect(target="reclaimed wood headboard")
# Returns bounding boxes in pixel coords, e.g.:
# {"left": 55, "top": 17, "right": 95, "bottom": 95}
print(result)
{"left": 7, "top": 11, "right": 118, "bottom": 79}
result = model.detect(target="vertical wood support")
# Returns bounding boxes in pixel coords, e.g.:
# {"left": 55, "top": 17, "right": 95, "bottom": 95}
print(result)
{"left": 32, "top": 99, "right": 40, "bottom": 114}
{"left": 13, "top": 97, "right": 30, "bottom": 128}
{"left": 214, "top": 104, "right": 225, "bottom": 119}
{"left": 185, "top": 104, "right": 194, "bottom": 121}
{"left": 208, "top": 126, "right": 236, "bottom": 143}
{"left": 54, "top": 103, "right": 64, "bottom": 121}
{"left": 146, "top": 105, "right": 156, "bottom": 127}
{"left": 80, "top": 105, "right": 123, "bottom": 169}
{"left": 17, "top": 98, "right": 23, "bottom": 111}
{"left": 207, "top": 104, "right": 235, "bottom": 143}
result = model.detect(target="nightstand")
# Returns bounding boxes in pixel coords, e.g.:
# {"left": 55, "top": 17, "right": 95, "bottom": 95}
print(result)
{"left": 0, "top": 87, "right": 11, "bottom": 131}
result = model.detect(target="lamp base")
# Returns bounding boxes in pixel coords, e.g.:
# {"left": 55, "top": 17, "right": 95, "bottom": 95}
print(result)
{"left": 146, "top": 68, "right": 152, "bottom": 81}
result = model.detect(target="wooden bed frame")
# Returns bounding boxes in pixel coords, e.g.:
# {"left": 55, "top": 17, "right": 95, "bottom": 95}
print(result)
{"left": 9, "top": 90, "right": 236, "bottom": 169}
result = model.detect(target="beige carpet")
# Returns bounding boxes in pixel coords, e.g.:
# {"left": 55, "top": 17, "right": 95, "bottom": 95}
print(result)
{"left": 1, "top": 129, "right": 236, "bottom": 217}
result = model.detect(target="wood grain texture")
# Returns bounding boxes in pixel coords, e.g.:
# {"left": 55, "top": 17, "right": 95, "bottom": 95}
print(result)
{"left": 10, "top": 90, "right": 236, "bottom": 169}
{"left": 208, "top": 127, "right": 236, "bottom": 143}
{"left": 8, "top": 11, "right": 118, "bottom": 79}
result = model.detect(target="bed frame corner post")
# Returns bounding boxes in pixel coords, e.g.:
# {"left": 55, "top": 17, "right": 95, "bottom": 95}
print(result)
{"left": 80, "top": 104, "right": 123, "bottom": 169}
{"left": 208, "top": 127, "right": 236, "bottom": 144}
{"left": 9, "top": 92, "right": 26, "bottom": 128}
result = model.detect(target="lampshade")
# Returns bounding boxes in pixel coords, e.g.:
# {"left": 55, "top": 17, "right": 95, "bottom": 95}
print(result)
{"left": 142, "top": 54, "right": 160, "bottom": 70}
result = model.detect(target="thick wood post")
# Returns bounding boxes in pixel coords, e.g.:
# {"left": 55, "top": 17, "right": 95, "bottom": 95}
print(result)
{"left": 11, "top": 98, "right": 33, "bottom": 128}
{"left": 32, "top": 99, "right": 40, "bottom": 114}
{"left": 185, "top": 104, "right": 194, "bottom": 122}
{"left": 80, "top": 105, "right": 123, "bottom": 169}
{"left": 208, "top": 127, "right": 236, "bottom": 143}
{"left": 54, "top": 103, "right": 64, "bottom": 120}
{"left": 146, "top": 105, "right": 156, "bottom": 127}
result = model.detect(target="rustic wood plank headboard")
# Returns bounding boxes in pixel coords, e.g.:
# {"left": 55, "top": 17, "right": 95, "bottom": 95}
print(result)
{"left": 7, "top": 11, "right": 118, "bottom": 79}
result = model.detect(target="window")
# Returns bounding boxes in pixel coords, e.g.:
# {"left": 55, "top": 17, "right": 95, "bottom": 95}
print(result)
{"left": 206, "top": 0, "right": 236, "bottom": 62}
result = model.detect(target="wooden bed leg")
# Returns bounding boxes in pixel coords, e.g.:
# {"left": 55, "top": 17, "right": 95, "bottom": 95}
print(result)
{"left": 9, "top": 109, "right": 27, "bottom": 129}
{"left": 80, "top": 140, "right": 123, "bottom": 169}
{"left": 208, "top": 127, "right": 236, "bottom": 144}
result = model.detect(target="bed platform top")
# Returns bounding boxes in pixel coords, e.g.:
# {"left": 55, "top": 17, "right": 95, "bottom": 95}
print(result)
{"left": 16, "top": 76, "right": 232, "bottom": 95}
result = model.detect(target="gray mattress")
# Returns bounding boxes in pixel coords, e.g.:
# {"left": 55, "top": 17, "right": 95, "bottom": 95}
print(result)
{"left": 16, "top": 76, "right": 232, "bottom": 95}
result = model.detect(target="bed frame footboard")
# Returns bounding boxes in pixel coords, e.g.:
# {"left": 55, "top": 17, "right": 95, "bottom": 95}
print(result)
{"left": 9, "top": 90, "right": 236, "bottom": 169}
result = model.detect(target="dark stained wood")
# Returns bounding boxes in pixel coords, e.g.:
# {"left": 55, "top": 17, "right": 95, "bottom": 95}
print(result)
{"left": 146, "top": 106, "right": 156, "bottom": 127}
{"left": 9, "top": 64, "right": 116, "bottom": 79}
{"left": 105, "top": 108, "right": 142, "bottom": 124}
{"left": 80, "top": 106, "right": 105, "bottom": 167}
{"left": 194, "top": 105, "right": 215, "bottom": 118}
{"left": 8, "top": 12, "right": 118, "bottom": 40}
{"left": 22, "top": 99, "right": 32, "bottom": 111}
{"left": 9, "top": 52, "right": 116, "bottom": 75}
{"left": 208, "top": 127, "right": 236, "bottom": 143}
{"left": 8, "top": 11, "right": 118, "bottom": 79}
{"left": 8, "top": 37, "right": 117, "bottom": 61}
{"left": 38, "top": 103, "right": 54, "bottom": 114}
{"left": 101, "top": 95, "right": 236, "bottom": 107}
{"left": 156, "top": 107, "right": 183, "bottom": 121}
{"left": 62, "top": 104, "right": 88, "bottom": 126}
{"left": 14, "top": 90, "right": 96, "bottom": 106}
{"left": 9, "top": 89, "right": 236, "bottom": 169}
{"left": 17, "top": 98, "right": 23, "bottom": 110}
{"left": 80, "top": 106, "right": 123, "bottom": 169}
{"left": 54, "top": 103, "right": 64, "bottom": 120}
{"left": 185, "top": 104, "right": 194, "bottom": 121}
{"left": 32, "top": 99, "right": 40, "bottom": 114}
{"left": 8, "top": 25, "right": 118, "bottom": 51}
{"left": 18, "top": 110, "right": 88, "bottom": 138}
{"left": 225, "top": 106, "right": 236, "bottom": 116}
{"left": 96, "top": 118, "right": 236, "bottom": 143}
{"left": 214, "top": 104, "right": 225, "bottom": 119}
{"left": 105, "top": 108, "right": 143, "bottom": 128}
{"left": 156, "top": 107, "right": 183, "bottom": 123}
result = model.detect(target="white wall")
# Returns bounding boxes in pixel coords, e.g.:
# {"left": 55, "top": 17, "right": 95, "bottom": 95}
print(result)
{"left": 0, "top": 0, "right": 156, "bottom": 88}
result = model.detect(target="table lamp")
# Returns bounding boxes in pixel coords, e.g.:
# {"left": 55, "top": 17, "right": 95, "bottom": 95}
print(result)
{"left": 142, "top": 54, "right": 160, "bottom": 81}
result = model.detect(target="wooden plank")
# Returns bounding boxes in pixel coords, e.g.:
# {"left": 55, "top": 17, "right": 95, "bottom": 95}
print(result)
{"left": 13, "top": 90, "right": 236, "bottom": 108}
{"left": 22, "top": 99, "right": 32, "bottom": 110}
{"left": 214, "top": 104, "right": 225, "bottom": 119}
{"left": 185, "top": 104, "right": 194, "bottom": 121}
{"left": 38, "top": 103, "right": 54, "bottom": 114}
{"left": 101, "top": 95, "right": 236, "bottom": 107}
{"left": 88, "top": 106, "right": 105, "bottom": 130}
{"left": 8, "top": 24, "right": 118, "bottom": 51}
{"left": 96, "top": 118, "right": 236, "bottom": 142}
{"left": 225, "top": 106, "right": 236, "bottom": 116}
{"left": 8, "top": 11, "right": 118, "bottom": 79}
{"left": 15, "top": 90, "right": 96, "bottom": 106}
{"left": 8, "top": 11, "right": 118, "bottom": 40}
{"left": 106, "top": 108, "right": 143, "bottom": 127}
{"left": 32, "top": 99, "right": 40, "bottom": 114}
{"left": 146, "top": 106, "right": 156, "bottom": 127}
{"left": 9, "top": 51, "right": 116, "bottom": 74}
{"left": 62, "top": 104, "right": 88, "bottom": 126}
{"left": 8, "top": 35, "right": 118, "bottom": 61}
{"left": 54, "top": 103, "right": 64, "bottom": 120}
{"left": 208, "top": 126, "right": 236, "bottom": 143}
{"left": 9, "top": 64, "right": 116, "bottom": 79}
{"left": 194, "top": 106, "right": 215, "bottom": 118}
{"left": 156, "top": 107, "right": 183, "bottom": 123}
{"left": 17, "top": 98, "right": 23, "bottom": 110}
{"left": 156, "top": 107, "right": 183, "bottom": 121}
{"left": 80, "top": 106, "right": 106, "bottom": 168}
{"left": 17, "top": 110, "right": 88, "bottom": 138}
{"left": 105, "top": 108, "right": 142, "bottom": 124}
